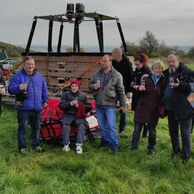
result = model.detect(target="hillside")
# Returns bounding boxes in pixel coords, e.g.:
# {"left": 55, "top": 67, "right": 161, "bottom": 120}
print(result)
{"left": 0, "top": 41, "right": 24, "bottom": 58}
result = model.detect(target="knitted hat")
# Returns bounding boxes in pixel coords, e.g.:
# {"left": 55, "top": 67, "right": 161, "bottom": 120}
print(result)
{"left": 70, "top": 80, "right": 81, "bottom": 88}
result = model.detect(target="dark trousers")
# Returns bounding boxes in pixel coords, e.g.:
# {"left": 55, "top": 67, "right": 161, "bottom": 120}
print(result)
{"left": 17, "top": 109, "right": 41, "bottom": 150}
{"left": 131, "top": 122, "right": 156, "bottom": 150}
{"left": 119, "top": 111, "right": 126, "bottom": 133}
{"left": 142, "top": 124, "right": 148, "bottom": 137}
{"left": 168, "top": 111, "right": 192, "bottom": 160}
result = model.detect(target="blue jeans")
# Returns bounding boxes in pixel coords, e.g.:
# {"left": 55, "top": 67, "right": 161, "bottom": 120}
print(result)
{"left": 17, "top": 110, "right": 41, "bottom": 150}
{"left": 96, "top": 107, "right": 118, "bottom": 150}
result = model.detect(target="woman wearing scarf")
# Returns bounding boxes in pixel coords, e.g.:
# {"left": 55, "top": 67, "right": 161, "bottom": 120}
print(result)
{"left": 131, "top": 60, "right": 164, "bottom": 155}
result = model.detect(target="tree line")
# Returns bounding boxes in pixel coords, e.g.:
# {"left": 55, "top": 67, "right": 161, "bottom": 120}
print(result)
{"left": 125, "top": 31, "right": 194, "bottom": 60}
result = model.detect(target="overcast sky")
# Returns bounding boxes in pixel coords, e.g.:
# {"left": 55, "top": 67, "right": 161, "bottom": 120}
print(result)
{"left": 0, "top": 0, "right": 194, "bottom": 47}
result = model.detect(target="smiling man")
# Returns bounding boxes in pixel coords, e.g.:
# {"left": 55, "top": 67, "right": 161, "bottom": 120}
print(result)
{"left": 89, "top": 54, "right": 126, "bottom": 152}
{"left": 8, "top": 56, "right": 48, "bottom": 153}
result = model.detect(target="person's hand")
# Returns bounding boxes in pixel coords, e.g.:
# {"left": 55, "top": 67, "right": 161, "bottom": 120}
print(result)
{"left": 120, "top": 106, "right": 127, "bottom": 113}
{"left": 0, "top": 87, "right": 5, "bottom": 94}
{"left": 19, "top": 84, "right": 28, "bottom": 91}
{"left": 43, "top": 103, "right": 48, "bottom": 108}
{"left": 139, "top": 85, "right": 146, "bottom": 91}
{"left": 133, "top": 85, "right": 139, "bottom": 90}
{"left": 71, "top": 99, "right": 78, "bottom": 106}
{"left": 126, "top": 92, "right": 132, "bottom": 98}
{"left": 94, "top": 83, "right": 101, "bottom": 90}
{"left": 170, "top": 79, "right": 180, "bottom": 88}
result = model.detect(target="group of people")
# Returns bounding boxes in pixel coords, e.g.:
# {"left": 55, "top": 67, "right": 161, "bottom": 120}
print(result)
{"left": 89, "top": 50, "right": 194, "bottom": 163}
{"left": 1, "top": 49, "right": 194, "bottom": 163}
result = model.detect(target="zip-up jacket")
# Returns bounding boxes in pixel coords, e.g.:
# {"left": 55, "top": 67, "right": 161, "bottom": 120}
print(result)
{"left": 89, "top": 67, "right": 126, "bottom": 107}
{"left": 8, "top": 69, "right": 48, "bottom": 111}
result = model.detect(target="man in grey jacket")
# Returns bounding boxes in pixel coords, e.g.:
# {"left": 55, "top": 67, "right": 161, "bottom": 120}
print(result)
{"left": 89, "top": 54, "right": 126, "bottom": 152}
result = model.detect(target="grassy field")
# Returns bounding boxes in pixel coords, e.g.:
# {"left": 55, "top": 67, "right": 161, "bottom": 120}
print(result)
{"left": 0, "top": 106, "right": 194, "bottom": 194}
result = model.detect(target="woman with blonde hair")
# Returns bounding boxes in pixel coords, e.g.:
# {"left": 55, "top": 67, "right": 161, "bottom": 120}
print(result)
{"left": 131, "top": 60, "right": 164, "bottom": 155}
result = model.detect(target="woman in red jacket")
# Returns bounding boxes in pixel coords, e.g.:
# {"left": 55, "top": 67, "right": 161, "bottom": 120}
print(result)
{"left": 131, "top": 60, "right": 164, "bottom": 155}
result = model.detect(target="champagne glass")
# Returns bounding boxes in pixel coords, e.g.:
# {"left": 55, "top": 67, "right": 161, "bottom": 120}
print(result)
{"left": 141, "top": 79, "right": 145, "bottom": 86}
{"left": 169, "top": 77, "right": 175, "bottom": 88}
{"left": 131, "top": 81, "right": 136, "bottom": 87}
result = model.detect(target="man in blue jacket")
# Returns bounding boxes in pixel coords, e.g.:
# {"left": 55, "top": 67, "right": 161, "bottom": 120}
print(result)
{"left": 8, "top": 56, "right": 48, "bottom": 153}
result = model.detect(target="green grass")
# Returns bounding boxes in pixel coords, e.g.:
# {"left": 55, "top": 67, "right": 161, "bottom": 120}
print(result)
{"left": 0, "top": 107, "right": 194, "bottom": 194}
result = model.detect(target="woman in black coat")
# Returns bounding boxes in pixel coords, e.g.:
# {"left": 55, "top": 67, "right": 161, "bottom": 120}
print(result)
{"left": 131, "top": 53, "right": 151, "bottom": 137}
{"left": 131, "top": 60, "right": 164, "bottom": 155}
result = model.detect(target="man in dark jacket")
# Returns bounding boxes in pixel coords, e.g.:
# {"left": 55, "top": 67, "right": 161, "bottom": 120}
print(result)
{"left": 8, "top": 56, "right": 48, "bottom": 153}
{"left": 131, "top": 53, "right": 151, "bottom": 138}
{"left": 164, "top": 54, "right": 194, "bottom": 163}
{"left": 112, "top": 48, "right": 133, "bottom": 133}
{"left": 0, "top": 68, "right": 5, "bottom": 117}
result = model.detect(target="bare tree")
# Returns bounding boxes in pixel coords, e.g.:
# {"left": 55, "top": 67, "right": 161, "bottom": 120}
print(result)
{"left": 139, "top": 31, "right": 159, "bottom": 56}
{"left": 124, "top": 42, "right": 140, "bottom": 56}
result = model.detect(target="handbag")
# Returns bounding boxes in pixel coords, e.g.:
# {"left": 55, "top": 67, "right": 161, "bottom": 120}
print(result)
{"left": 158, "top": 102, "right": 166, "bottom": 118}
{"left": 156, "top": 86, "right": 167, "bottom": 118}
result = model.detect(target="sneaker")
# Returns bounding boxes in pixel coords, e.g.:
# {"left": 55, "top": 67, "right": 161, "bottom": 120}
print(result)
{"left": 33, "top": 146, "right": 44, "bottom": 153}
{"left": 147, "top": 149, "right": 155, "bottom": 155}
{"left": 76, "top": 144, "right": 83, "bottom": 154}
{"left": 19, "top": 148, "right": 26, "bottom": 154}
{"left": 62, "top": 145, "right": 70, "bottom": 152}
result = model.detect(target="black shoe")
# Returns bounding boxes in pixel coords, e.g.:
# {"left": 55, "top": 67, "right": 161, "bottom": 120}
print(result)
{"left": 147, "top": 149, "right": 155, "bottom": 155}
{"left": 130, "top": 146, "right": 138, "bottom": 151}
{"left": 119, "top": 129, "right": 124, "bottom": 134}
{"left": 182, "top": 159, "right": 189, "bottom": 164}
{"left": 109, "top": 146, "right": 118, "bottom": 154}
{"left": 112, "top": 147, "right": 118, "bottom": 152}
{"left": 142, "top": 133, "right": 147, "bottom": 138}
{"left": 171, "top": 151, "right": 180, "bottom": 158}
